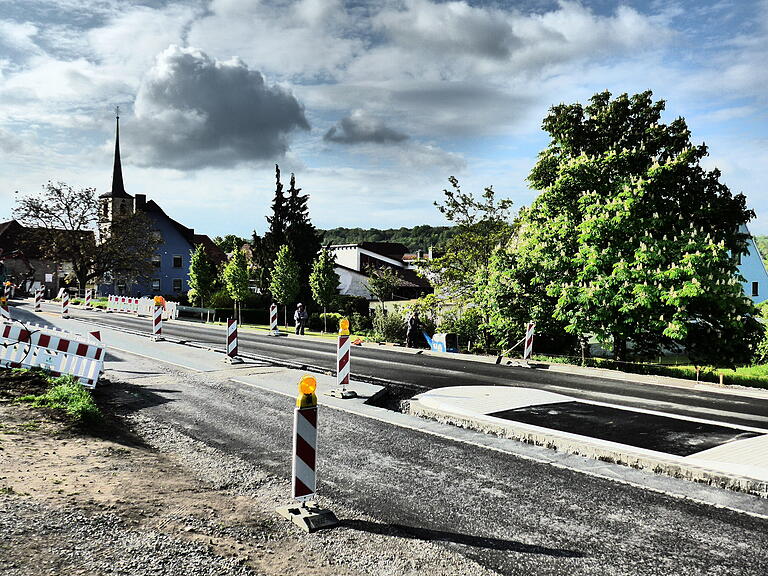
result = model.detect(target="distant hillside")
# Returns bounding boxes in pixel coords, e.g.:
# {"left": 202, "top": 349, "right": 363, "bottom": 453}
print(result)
{"left": 755, "top": 236, "right": 768, "bottom": 262}
{"left": 320, "top": 226, "right": 456, "bottom": 253}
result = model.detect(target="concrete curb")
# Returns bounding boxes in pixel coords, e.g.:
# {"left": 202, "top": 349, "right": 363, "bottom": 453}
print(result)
{"left": 407, "top": 400, "right": 768, "bottom": 499}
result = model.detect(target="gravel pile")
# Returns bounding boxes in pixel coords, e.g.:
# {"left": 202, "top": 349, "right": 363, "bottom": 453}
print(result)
{"left": 0, "top": 498, "right": 259, "bottom": 576}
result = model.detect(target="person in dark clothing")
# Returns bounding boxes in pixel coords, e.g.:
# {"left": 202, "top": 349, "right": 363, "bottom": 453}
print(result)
{"left": 406, "top": 310, "right": 421, "bottom": 348}
{"left": 294, "top": 303, "right": 308, "bottom": 335}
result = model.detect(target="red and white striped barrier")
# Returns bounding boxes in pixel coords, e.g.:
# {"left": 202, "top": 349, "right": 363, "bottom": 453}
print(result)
{"left": 225, "top": 317, "right": 243, "bottom": 363}
{"left": 151, "top": 304, "right": 163, "bottom": 341}
{"left": 34, "top": 289, "right": 43, "bottom": 312}
{"left": 292, "top": 376, "right": 318, "bottom": 502}
{"left": 523, "top": 322, "right": 535, "bottom": 361}
{"left": 56, "top": 288, "right": 65, "bottom": 299}
{"left": 270, "top": 303, "right": 279, "bottom": 335}
{"left": 61, "top": 291, "right": 70, "bottom": 318}
{"left": 337, "top": 333, "right": 350, "bottom": 389}
{"left": 84, "top": 289, "right": 92, "bottom": 309}
{"left": 276, "top": 375, "right": 337, "bottom": 532}
{"left": 0, "top": 321, "right": 105, "bottom": 387}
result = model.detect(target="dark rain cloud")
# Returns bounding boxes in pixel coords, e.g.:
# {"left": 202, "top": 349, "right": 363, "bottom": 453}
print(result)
{"left": 127, "top": 45, "right": 309, "bottom": 169}
{"left": 324, "top": 111, "right": 408, "bottom": 145}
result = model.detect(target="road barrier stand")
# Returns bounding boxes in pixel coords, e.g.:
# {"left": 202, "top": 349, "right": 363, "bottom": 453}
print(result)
{"left": 150, "top": 296, "right": 164, "bottom": 341}
{"left": 61, "top": 291, "right": 70, "bottom": 319}
{"left": 269, "top": 303, "right": 282, "bottom": 336}
{"left": 0, "top": 321, "right": 106, "bottom": 387}
{"left": 276, "top": 375, "right": 338, "bottom": 533}
{"left": 224, "top": 317, "right": 243, "bottom": 364}
{"left": 328, "top": 317, "right": 356, "bottom": 399}
{"left": 34, "top": 289, "right": 43, "bottom": 312}
{"left": 84, "top": 289, "right": 92, "bottom": 309}
{"left": 523, "top": 321, "right": 535, "bottom": 362}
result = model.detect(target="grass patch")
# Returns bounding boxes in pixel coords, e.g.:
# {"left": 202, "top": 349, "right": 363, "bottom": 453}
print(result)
{"left": 17, "top": 374, "right": 101, "bottom": 425}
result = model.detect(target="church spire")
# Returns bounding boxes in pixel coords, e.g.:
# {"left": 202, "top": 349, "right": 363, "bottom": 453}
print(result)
{"left": 110, "top": 106, "right": 129, "bottom": 197}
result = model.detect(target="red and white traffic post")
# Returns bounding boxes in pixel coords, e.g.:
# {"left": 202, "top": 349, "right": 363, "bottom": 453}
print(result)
{"left": 61, "top": 290, "right": 70, "bottom": 318}
{"left": 225, "top": 317, "right": 243, "bottom": 363}
{"left": 523, "top": 321, "right": 535, "bottom": 361}
{"left": 84, "top": 289, "right": 92, "bottom": 309}
{"left": 34, "top": 288, "right": 43, "bottom": 312}
{"left": 151, "top": 304, "right": 163, "bottom": 341}
{"left": 269, "top": 303, "right": 279, "bottom": 335}
{"left": 276, "top": 375, "right": 338, "bottom": 533}
{"left": 329, "top": 317, "right": 356, "bottom": 399}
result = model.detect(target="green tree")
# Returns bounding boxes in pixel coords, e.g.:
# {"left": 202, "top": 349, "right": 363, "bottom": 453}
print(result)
{"left": 309, "top": 247, "right": 339, "bottom": 332}
{"left": 285, "top": 172, "right": 321, "bottom": 304}
{"left": 512, "top": 90, "right": 760, "bottom": 365}
{"left": 269, "top": 244, "right": 300, "bottom": 327}
{"left": 223, "top": 249, "right": 250, "bottom": 324}
{"left": 365, "top": 265, "right": 401, "bottom": 314}
{"left": 14, "top": 181, "right": 160, "bottom": 292}
{"left": 213, "top": 234, "right": 248, "bottom": 254}
{"left": 187, "top": 244, "right": 218, "bottom": 308}
{"left": 425, "top": 177, "right": 514, "bottom": 301}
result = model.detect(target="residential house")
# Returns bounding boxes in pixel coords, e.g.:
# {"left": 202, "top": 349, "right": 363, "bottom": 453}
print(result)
{"left": 0, "top": 219, "right": 94, "bottom": 297}
{"left": 329, "top": 242, "right": 431, "bottom": 300}
{"left": 739, "top": 225, "right": 768, "bottom": 304}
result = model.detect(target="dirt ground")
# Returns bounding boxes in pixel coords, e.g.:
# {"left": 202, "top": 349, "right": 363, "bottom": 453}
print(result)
{"left": 0, "top": 370, "right": 494, "bottom": 576}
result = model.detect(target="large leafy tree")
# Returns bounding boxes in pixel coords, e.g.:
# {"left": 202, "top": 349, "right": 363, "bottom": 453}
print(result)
{"left": 309, "top": 247, "right": 339, "bottom": 331}
{"left": 188, "top": 244, "right": 218, "bottom": 307}
{"left": 14, "top": 181, "right": 159, "bottom": 291}
{"left": 269, "top": 244, "right": 300, "bottom": 327}
{"left": 511, "top": 90, "right": 759, "bottom": 365}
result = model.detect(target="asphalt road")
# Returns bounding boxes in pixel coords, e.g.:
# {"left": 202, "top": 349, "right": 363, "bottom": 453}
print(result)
{"left": 105, "top": 349, "right": 768, "bottom": 576}
{"left": 38, "top": 304, "right": 768, "bottom": 430}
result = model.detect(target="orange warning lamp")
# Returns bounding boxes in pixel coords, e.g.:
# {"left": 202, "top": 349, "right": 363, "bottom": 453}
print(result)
{"left": 153, "top": 295, "right": 166, "bottom": 307}
{"left": 297, "top": 375, "right": 318, "bottom": 408}
{"left": 299, "top": 375, "right": 317, "bottom": 395}
{"left": 339, "top": 317, "right": 350, "bottom": 336}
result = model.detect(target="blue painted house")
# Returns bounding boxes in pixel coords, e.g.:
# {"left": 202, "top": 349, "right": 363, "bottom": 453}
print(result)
{"left": 738, "top": 225, "right": 768, "bottom": 305}
{"left": 98, "top": 115, "right": 225, "bottom": 297}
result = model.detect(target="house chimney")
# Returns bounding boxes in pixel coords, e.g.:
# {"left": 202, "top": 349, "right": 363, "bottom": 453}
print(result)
{"left": 135, "top": 194, "right": 146, "bottom": 209}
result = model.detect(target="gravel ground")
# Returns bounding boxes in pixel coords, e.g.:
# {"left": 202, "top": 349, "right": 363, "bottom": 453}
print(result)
{"left": 1, "top": 374, "right": 499, "bottom": 576}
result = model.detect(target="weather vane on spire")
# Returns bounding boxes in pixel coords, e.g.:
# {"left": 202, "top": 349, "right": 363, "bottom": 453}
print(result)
{"left": 115, "top": 105, "right": 120, "bottom": 120}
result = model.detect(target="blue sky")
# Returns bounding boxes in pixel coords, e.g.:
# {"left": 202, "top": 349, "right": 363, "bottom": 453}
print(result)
{"left": 0, "top": 0, "right": 766, "bottom": 238}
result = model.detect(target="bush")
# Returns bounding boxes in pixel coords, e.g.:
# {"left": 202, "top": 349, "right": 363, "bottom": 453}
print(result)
{"left": 333, "top": 294, "right": 370, "bottom": 317}
{"left": 439, "top": 307, "right": 484, "bottom": 350}
{"left": 371, "top": 309, "right": 405, "bottom": 343}
{"left": 351, "top": 311, "right": 372, "bottom": 334}
{"left": 18, "top": 374, "right": 100, "bottom": 424}
{"left": 208, "top": 288, "right": 233, "bottom": 308}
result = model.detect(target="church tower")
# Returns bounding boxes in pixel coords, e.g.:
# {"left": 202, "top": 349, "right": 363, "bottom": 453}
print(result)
{"left": 98, "top": 109, "right": 134, "bottom": 239}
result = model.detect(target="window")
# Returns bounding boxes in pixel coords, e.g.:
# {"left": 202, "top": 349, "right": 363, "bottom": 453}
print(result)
{"left": 152, "top": 255, "right": 161, "bottom": 268}
{"left": 172, "top": 279, "right": 182, "bottom": 292}
{"left": 173, "top": 255, "right": 183, "bottom": 268}
{"left": 152, "top": 279, "right": 161, "bottom": 292}
{"left": 752, "top": 282, "right": 759, "bottom": 297}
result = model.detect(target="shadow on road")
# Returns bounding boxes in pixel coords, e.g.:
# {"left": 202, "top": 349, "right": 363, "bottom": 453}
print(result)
{"left": 340, "top": 519, "right": 584, "bottom": 558}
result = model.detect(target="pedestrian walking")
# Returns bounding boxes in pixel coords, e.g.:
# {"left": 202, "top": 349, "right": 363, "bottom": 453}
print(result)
{"left": 406, "top": 310, "right": 421, "bottom": 348}
{"left": 294, "top": 303, "right": 309, "bottom": 335}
